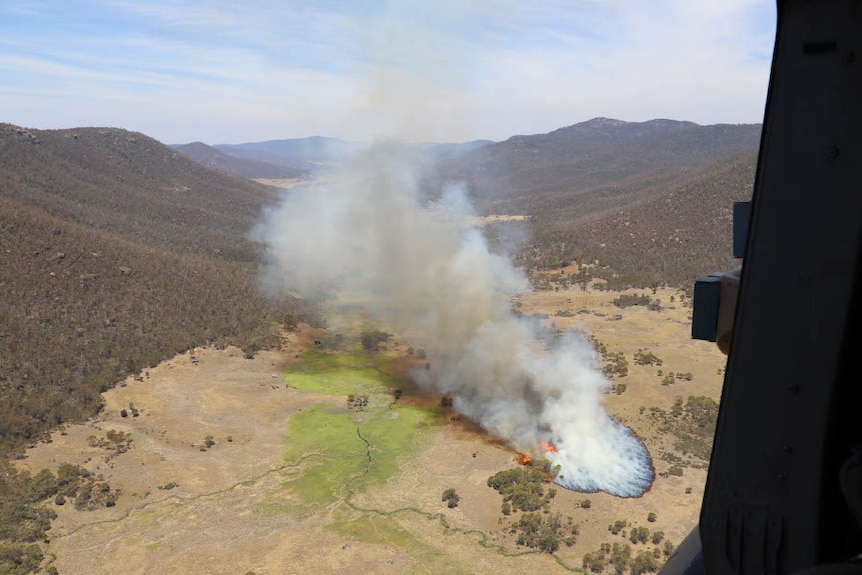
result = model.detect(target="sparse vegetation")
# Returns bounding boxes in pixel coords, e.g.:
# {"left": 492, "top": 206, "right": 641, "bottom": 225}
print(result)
{"left": 602, "top": 352, "right": 629, "bottom": 379}
{"left": 633, "top": 349, "right": 663, "bottom": 366}
{"left": 630, "top": 549, "right": 661, "bottom": 574}
{"left": 629, "top": 526, "right": 650, "bottom": 544}
{"left": 611, "top": 294, "right": 652, "bottom": 308}
{"left": 487, "top": 467, "right": 557, "bottom": 513}
{"left": 441, "top": 488, "right": 460, "bottom": 508}
{"left": 609, "top": 519, "right": 627, "bottom": 535}
{"left": 360, "top": 330, "right": 391, "bottom": 353}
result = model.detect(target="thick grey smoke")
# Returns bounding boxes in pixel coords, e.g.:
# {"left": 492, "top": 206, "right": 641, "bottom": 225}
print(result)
{"left": 252, "top": 147, "right": 654, "bottom": 497}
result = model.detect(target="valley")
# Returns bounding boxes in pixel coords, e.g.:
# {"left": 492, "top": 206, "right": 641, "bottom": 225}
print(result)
{"left": 16, "top": 284, "right": 726, "bottom": 574}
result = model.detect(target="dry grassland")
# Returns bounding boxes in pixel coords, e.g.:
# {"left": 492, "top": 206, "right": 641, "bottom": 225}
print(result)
{"left": 18, "top": 281, "right": 726, "bottom": 574}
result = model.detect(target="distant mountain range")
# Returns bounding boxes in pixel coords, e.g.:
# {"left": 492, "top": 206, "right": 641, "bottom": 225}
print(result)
{"left": 172, "top": 117, "right": 761, "bottom": 286}
{"left": 172, "top": 141, "right": 305, "bottom": 179}
{"left": 436, "top": 117, "right": 760, "bottom": 200}
{"left": 173, "top": 136, "right": 495, "bottom": 178}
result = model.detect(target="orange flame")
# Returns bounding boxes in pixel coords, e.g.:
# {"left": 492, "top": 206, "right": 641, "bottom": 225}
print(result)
{"left": 520, "top": 454, "right": 531, "bottom": 465}
{"left": 541, "top": 440, "right": 557, "bottom": 453}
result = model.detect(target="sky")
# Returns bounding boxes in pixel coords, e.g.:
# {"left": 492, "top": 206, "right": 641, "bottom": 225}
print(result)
{"left": 0, "top": 0, "right": 776, "bottom": 145}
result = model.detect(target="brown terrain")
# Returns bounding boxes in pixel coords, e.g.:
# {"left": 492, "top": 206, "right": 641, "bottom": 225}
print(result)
{"left": 2, "top": 118, "right": 747, "bottom": 574}
{"left": 17, "top": 280, "right": 726, "bottom": 574}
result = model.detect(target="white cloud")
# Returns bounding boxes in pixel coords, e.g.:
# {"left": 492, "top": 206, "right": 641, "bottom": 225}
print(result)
{"left": 0, "top": 0, "right": 775, "bottom": 143}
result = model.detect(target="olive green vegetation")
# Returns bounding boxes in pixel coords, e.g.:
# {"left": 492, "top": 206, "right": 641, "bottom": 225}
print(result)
{"left": 281, "top": 402, "right": 444, "bottom": 508}
{"left": 284, "top": 347, "right": 399, "bottom": 396}
{"left": 331, "top": 514, "right": 469, "bottom": 575}
{"left": 280, "top": 339, "right": 446, "bottom": 511}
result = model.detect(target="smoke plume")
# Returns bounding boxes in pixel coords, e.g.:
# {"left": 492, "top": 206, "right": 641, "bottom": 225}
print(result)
{"left": 252, "top": 146, "right": 654, "bottom": 497}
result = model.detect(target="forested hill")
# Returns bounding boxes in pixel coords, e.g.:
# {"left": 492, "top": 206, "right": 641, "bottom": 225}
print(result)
{"left": 512, "top": 151, "right": 758, "bottom": 288}
{"left": 437, "top": 118, "right": 761, "bottom": 287}
{"left": 173, "top": 141, "right": 306, "bottom": 179}
{"left": 0, "top": 124, "right": 300, "bottom": 451}
{"left": 443, "top": 118, "right": 761, "bottom": 202}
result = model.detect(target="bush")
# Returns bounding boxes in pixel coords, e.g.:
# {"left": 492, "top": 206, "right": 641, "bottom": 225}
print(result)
{"left": 580, "top": 499, "right": 592, "bottom": 509}
{"left": 633, "top": 349, "right": 663, "bottom": 366}
{"left": 652, "top": 531, "right": 664, "bottom": 544}
{"left": 611, "top": 294, "right": 652, "bottom": 308}
{"left": 442, "top": 488, "right": 460, "bottom": 508}
{"left": 0, "top": 543, "right": 44, "bottom": 575}
{"left": 487, "top": 467, "right": 554, "bottom": 512}
{"left": 609, "top": 519, "right": 627, "bottom": 535}
{"left": 602, "top": 352, "right": 628, "bottom": 379}
{"left": 647, "top": 512, "right": 657, "bottom": 523}
{"left": 629, "top": 526, "right": 650, "bottom": 544}
{"left": 631, "top": 549, "right": 660, "bottom": 575}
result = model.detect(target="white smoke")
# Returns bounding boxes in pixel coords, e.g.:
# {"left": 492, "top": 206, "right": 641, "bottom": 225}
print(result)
{"left": 252, "top": 146, "right": 654, "bottom": 498}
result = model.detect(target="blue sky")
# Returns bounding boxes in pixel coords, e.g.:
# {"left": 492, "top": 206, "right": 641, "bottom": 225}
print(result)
{"left": 0, "top": 0, "right": 776, "bottom": 144}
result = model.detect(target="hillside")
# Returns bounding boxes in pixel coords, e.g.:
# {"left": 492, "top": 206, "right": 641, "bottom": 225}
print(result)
{"left": 516, "top": 151, "right": 758, "bottom": 287}
{"left": 214, "top": 135, "right": 364, "bottom": 172}
{"left": 211, "top": 136, "right": 494, "bottom": 173}
{"left": 432, "top": 119, "right": 760, "bottom": 286}
{"left": 173, "top": 141, "right": 306, "bottom": 179}
{"left": 0, "top": 124, "right": 303, "bottom": 451}
{"left": 443, "top": 118, "right": 760, "bottom": 202}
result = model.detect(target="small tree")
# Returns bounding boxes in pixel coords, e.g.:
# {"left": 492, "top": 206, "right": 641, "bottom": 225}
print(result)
{"left": 442, "top": 488, "right": 460, "bottom": 508}
{"left": 664, "top": 540, "right": 675, "bottom": 557}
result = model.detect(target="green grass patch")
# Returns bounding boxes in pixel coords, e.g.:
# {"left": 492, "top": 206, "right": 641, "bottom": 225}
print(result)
{"left": 284, "top": 348, "right": 398, "bottom": 396}
{"left": 281, "top": 403, "right": 444, "bottom": 509}
{"left": 331, "top": 514, "right": 468, "bottom": 575}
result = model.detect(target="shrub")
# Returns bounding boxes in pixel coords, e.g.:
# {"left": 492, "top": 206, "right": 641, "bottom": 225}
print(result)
{"left": 631, "top": 549, "right": 660, "bottom": 575}
{"left": 609, "top": 520, "right": 627, "bottom": 535}
{"left": 629, "top": 526, "right": 650, "bottom": 544}
{"left": 647, "top": 512, "right": 657, "bottom": 523}
{"left": 633, "top": 349, "right": 663, "bottom": 366}
{"left": 611, "top": 294, "right": 652, "bottom": 308}
{"left": 442, "top": 488, "right": 460, "bottom": 508}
